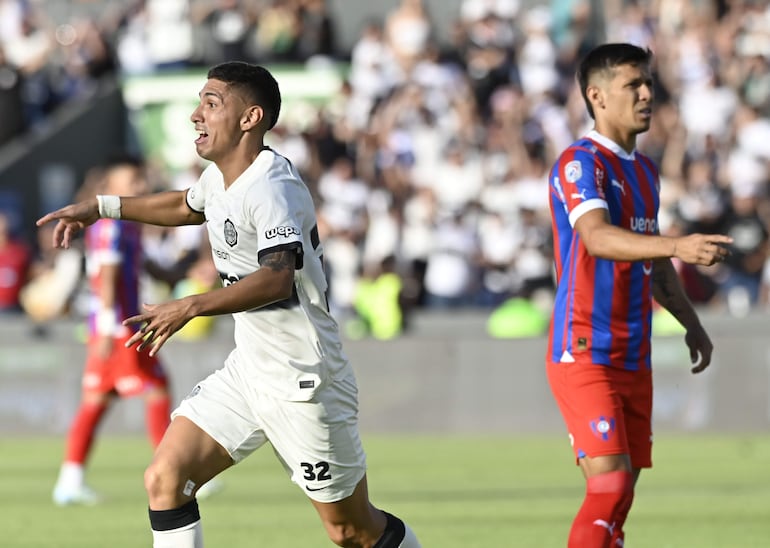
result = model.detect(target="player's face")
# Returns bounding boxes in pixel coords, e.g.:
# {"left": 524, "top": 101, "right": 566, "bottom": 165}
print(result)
{"left": 592, "top": 62, "right": 654, "bottom": 141}
{"left": 190, "top": 79, "right": 252, "bottom": 163}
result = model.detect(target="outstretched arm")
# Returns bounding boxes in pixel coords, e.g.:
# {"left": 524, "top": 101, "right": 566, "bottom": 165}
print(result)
{"left": 574, "top": 209, "right": 732, "bottom": 265}
{"left": 652, "top": 258, "right": 713, "bottom": 374}
{"left": 37, "top": 191, "right": 204, "bottom": 249}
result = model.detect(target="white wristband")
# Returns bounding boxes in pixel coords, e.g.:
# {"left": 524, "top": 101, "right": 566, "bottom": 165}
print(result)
{"left": 95, "top": 307, "right": 119, "bottom": 336}
{"left": 97, "top": 195, "right": 122, "bottom": 219}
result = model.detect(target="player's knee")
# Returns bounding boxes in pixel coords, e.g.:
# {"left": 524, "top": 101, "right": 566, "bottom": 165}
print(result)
{"left": 323, "top": 514, "right": 392, "bottom": 548}
{"left": 323, "top": 511, "right": 414, "bottom": 548}
{"left": 587, "top": 469, "right": 636, "bottom": 520}
{"left": 587, "top": 470, "right": 635, "bottom": 499}
{"left": 322, "top": 520, "right": 360, "bottom": 547}
{"left": 144, "top": 458, "right": 185, "bottom": 505}
{"left": 371, "top": 512, "right": 417, "bottom": 548}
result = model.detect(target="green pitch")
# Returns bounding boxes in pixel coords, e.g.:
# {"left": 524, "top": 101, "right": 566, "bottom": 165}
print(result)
{"left": 3, "top": 435, "right": 769, "bottom": 547}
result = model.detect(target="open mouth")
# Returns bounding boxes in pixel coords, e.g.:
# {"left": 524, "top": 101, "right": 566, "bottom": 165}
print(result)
{"left": 195, "top": 132, "right": 208, "bottom": 144}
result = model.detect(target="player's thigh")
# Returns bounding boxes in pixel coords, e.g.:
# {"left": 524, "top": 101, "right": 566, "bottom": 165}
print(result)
{"left": 97, "top": 336, "right": 168, "bottom": 397}
{"left": 81, "top": 340, "right": 117, "bottom": 393}
{"left": 146, "top": 415, "right": 235, "bottom": 509}
{"left": 579, "top": 372, "right": 650, "bottom": 477}
{"left": 150, "top": 415, "right": 233, "bottom": 488}
{"left": 622, "top": 369, "right": 653, "bottom": 469}
{"left": 547, "top": 361, "right": 631, "bottom": 461}
{"left": 166, "top": 364, "right": 270, "bottom": 480}
{"left": 260, "top": 372, "right": 367, "bottom": 504}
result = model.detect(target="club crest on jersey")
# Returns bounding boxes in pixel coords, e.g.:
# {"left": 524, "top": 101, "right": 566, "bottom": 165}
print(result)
{"left": 224, "top": 218, "right": 238, "bottom": 247}
{"left": 590, "top": 416, "right": 616, "bottom": 441}
{"left": 565, "top": 161, "right": 582, "bottom": 183}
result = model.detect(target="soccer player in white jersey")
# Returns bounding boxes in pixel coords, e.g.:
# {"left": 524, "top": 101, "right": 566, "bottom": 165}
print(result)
{"left": 38, "top": 62, "right": 421, "bottom": 548}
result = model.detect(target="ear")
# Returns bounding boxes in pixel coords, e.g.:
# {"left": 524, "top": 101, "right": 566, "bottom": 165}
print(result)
{"left": 586, "top": 84, "right": 605, "bottom": 112}
{"left": 240, "top": 105, "right": 265, "bottom": 131}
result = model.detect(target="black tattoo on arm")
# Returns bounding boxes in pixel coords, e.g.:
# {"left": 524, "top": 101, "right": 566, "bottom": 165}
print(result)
{"left": 259, "top": 249, "right": 296, "bottom": 272}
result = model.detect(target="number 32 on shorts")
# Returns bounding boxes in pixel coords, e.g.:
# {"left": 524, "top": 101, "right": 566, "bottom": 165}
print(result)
{"left": 301, "top": 461, "right": 332, "bottom": 484}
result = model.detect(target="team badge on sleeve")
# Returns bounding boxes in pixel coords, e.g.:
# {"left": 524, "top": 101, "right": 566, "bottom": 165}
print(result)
{"left": 224, "top": 219, "right": 238, "bottom": 247}
{"left": 565, "top": 161, "right": 582, "bottom": 183}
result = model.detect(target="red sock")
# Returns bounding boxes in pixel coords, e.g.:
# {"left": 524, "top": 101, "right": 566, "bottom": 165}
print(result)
{"left": 64, "top": 402, "right": 108, "bottom": 464}
{"left": 610, "top": 483, "right": 635, "bottom": 547}
{"left": 145, "top": 396, "right": 170, "bottom": 447}
{"left": 568, "top": 470, "right": 635, "bottom": 548}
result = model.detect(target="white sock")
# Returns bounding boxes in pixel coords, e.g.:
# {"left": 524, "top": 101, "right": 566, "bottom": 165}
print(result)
{"left": 152, "top": 520, "right": 203, "bottom": 548}
{"left": 400, "top": 522, "right": 421, "bottom": 547}
{"left": 56, "top": 461, "right": 85, "bottom": 489}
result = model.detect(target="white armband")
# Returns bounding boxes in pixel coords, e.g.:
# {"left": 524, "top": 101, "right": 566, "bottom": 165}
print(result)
{"left": 97, "top": 195, "right": 122, "bottom": 219}
{"left": 95, "top": 307, "right": 119, "bottom": 336}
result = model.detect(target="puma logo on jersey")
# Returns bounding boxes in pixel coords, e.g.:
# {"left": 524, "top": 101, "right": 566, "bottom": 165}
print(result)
{"left": 611, "top": 179, "right": 625, "bottom": 195}
{"left": 593, "top": 519, "right": 616, "bottom": 536}
{"left": 571, "top": 189, "right": 588, "bottom": 201}
{"left": 265, "top": 225, "right": 301, "bottom": 239}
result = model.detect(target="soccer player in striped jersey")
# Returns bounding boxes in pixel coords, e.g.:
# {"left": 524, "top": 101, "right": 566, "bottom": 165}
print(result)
{"left": 546, "top": 43, "right": 733, "bottom": 547}
{"left": 52, "top": 157, "right": 171, "bottom": 506}
{"left": 38, "top": 62, "right": 420, "bottom": 548}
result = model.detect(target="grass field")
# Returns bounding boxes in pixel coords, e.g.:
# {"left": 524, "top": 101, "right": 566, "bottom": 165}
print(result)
{"left": 3, "top": 434, "right": 770, "bottom": 547}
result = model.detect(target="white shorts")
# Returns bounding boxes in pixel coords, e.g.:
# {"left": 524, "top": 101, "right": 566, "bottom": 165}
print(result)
{"left": 172, "top": 361, "right": 367, "bottom": 503}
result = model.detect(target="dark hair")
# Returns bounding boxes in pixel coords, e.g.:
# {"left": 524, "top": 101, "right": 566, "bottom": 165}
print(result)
{"left": 103, "top": 151, "right": 144, "bottom": 171}
{"left": 577, "top": 43, "right": 653, "bottom": 119}
{"left": 207, "top": 61, "right": 282, "bottom": 130}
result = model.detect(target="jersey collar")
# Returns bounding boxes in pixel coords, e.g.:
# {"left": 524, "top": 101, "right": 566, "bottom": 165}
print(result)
{"left": 224, "top": 147, "right": 274, "bottom": 190}
{"left": 586, "top": 130, "right": 636, "bottom": 161}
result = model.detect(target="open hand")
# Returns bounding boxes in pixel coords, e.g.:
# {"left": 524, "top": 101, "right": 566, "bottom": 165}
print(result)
{"left": 36, "top": 199, "right": 100, "bottom": 249}
{"left": 123, "top": 300, "right": 193, "bottom": 357}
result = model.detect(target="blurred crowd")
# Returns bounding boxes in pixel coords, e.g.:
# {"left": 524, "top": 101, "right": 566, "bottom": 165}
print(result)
{"left": 1, "top": 0, "right": 770, "bottom": 338}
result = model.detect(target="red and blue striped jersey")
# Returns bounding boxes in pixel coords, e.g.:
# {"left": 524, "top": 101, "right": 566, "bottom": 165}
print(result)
{"left": 547, "top": 130, "right": 660, "bottom": 370}
{"left": 85, "top": 219, "right": 143, "bottom": 337}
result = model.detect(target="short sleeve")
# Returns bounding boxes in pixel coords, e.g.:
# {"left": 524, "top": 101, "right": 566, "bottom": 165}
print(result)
{"left": 186, "top": 183, "right": 205, "bottom": 214}
{"left": 554, "top": 147, "right": 608, "bottom": 227}
{"left": 249, "top": 178, "right": 304, "bottom": 263}
{"left": 186, "top": 165, "right": 217, "bottom": 214}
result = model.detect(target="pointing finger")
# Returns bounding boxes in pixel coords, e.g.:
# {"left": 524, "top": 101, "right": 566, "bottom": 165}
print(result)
{"left": 707, "top": 235, "right": 733, "bottom": 245}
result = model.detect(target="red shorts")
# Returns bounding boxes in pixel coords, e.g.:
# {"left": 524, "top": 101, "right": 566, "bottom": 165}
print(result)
{"left": 546, "top": 360, "right": 653, "bottom": 469}
{"left": 82, "top": 334, "right": 167, "bottom": 397}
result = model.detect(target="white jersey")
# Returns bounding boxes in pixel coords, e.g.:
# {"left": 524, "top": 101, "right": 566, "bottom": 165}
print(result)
{"left": 186, "top": 148, "right": 351, "bottom": 401}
